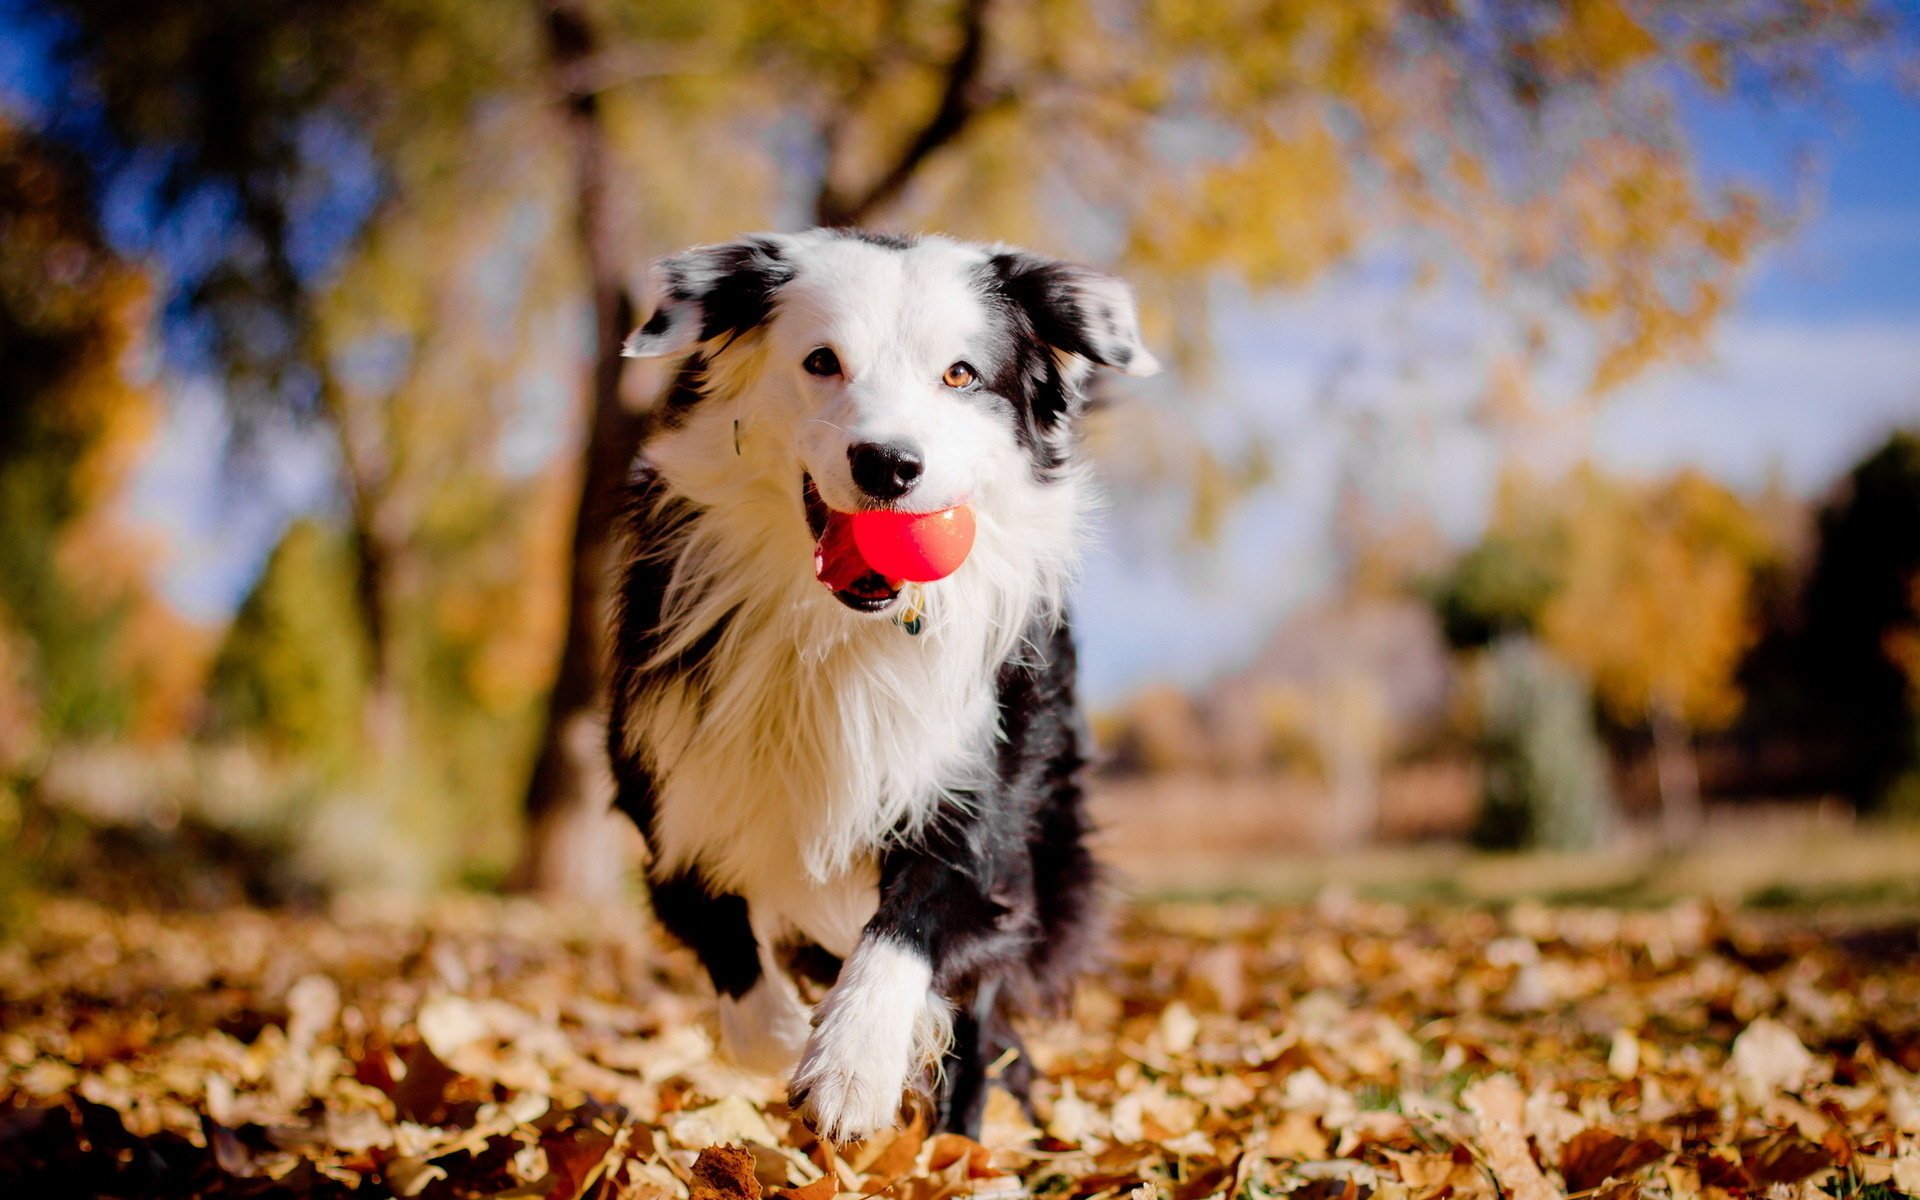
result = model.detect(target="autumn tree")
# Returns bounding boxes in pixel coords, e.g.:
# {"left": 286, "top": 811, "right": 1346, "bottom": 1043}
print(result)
{"left": 1542, "top": 471, "right": 1779, "bottom": 842}
{"left": 1791, "top": 432, "right": 1920, "bottom": 809}
{"left": 204, "top": 521, "right": 369, "bottom": 770}
{"left": 37, "top": 0, "right": 545, "bottom": 746}
{"left": 0, "top": 117, "right": 213, "bottom": 900}
{"left": 1435, "top": 466, "right": 1781, "bottom": 843}
{"left": 0, "top": 118, "right": 204, "bottom": 751}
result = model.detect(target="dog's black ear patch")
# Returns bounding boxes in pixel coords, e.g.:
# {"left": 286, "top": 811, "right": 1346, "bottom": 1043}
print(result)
{"left": 623, "top": 235, "right": 795, "bottom": 358}
{"left": 987, "top": 252, "right": 1160, "bottom": 377}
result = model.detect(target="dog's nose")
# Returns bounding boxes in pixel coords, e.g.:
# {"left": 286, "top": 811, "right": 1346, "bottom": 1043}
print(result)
{"left": 848, "top": 441, "right": 924, "bottom": 501}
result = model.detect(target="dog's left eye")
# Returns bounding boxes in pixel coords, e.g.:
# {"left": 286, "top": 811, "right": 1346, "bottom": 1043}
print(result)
{"left": 942, "top": 362, "right": 977, "bottom": 389}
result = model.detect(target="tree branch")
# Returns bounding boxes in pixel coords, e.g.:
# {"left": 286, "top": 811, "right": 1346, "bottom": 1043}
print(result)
{"left": 814, "top": 0, "right": 996, "bottom": 228}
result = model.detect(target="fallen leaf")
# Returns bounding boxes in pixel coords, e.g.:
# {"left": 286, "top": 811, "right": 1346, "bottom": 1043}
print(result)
{"left": 1739, "top": 1131, "right": 1833, "bottom": 1186}
{"left": 1559, "top": 1128, "right": 1666, "bottom": 1191}
{"left": 1729, "top": 1017, "right": 1815, "bottom": 1106}
{"left": 1462, "top": 1075, "right": 1556, "bottom": 1200}
{"left": 667, "top": 1096, "right": 782, "bottom": 1151}
{"left": 774, "top": 1173, "right": 838, "bottom": 1200}
{"left": 693, "top": 1144, "right": 764, "bottom": 1200}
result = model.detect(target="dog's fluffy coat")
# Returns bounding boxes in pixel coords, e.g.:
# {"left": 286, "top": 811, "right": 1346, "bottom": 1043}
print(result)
{"left": 608, "top": 229, "right": 1156, "bottom": 1141}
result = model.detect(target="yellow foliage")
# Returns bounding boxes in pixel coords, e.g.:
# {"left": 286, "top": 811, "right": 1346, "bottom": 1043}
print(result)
{"left": 1506, "top": 467, "right": 1780, "bottom": 731}
{"left": 47, "top": 277, "right": 216, "bottom": 744}
{"left": 115, "top": 601, "right": 218, "bottom": 745}
{"left": 1129, "top": 121, "right": 1357, "bottom": 287}
{"left": 0, "top": 611, "right": 41, "bottom": 772}
{"left": 0, "top": 118, "right": 214, "bottom": 746}
{"left": 1105, "top": 684, "right": 1212, "bottom": 773}
{"left": 1524, "top": 0, "right": 1660, "bottom": 83}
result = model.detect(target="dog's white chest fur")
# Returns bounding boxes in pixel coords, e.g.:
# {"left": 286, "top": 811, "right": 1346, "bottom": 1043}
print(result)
{"left": 638, "top": 599, "right": 999, "bottom": 953}
{"left": 624, "top": 403, "right": 1082, "bottom": 955}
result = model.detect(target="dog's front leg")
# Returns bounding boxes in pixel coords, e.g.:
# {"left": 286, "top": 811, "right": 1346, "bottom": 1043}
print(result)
{"left": 788, "top": 838, "right": 1021, "bottom": 1143}
{"left": 785, "top": 932, "right": 943, "bottom": 1142}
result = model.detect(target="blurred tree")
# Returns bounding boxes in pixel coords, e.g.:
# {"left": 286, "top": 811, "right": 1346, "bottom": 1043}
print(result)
{"left": 0, "top": 118, "right": 203, "bottom": 749}
{"left": 1430, "top": 531, "right": 1564, "bottom": 650}
{"left": 39, "top": 0, "right": 540, "bottom": 750}
{"left": 510, "top": 0, "right": 649, "bottom": 897}
{"left": 1540, "top": 469, "right": 1778, "bottom": 843}
{"left": 204, "top": 521, "right": 369, "bottom": 768}
{"left": 1887, "top": 575, "right": 1920, "bottom": 816}
{"left": 1470, "top": 634, "right": 1614, "bottom": 852}
{"left": 1792, "top": 431, "right": 1920, "bottom": 810}
{"left": 1099, "top": 685, "right": 1215, "bottom": 774}
{"left": 1431, "top": 466, "right": 1779, "bottom": 843}
{"left": 0, "top": 116, "right": 211, "bottom": 905}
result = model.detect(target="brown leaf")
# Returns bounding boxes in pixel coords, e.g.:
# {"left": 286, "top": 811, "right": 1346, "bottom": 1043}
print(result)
{"left": 1291, "top": 1178, "right": 1370, "bottom": 1200}
{"left": 542, "top": 1124, "right": 620, "bottom": 1200}
{"left": 1740, "top": 1131, "right": 1835, "bottom": 1186}
{"left": 924, "top": 1133, "right": 993, "bottom": 1178}
{"left": 203, "top": 1117, "right": 259, "bottom": 1179}
{"left": 773, "top": 1174, "right": 838, "bottom": 1200}
{"left": 1461, "top": 1076, "right": 1556, "bottom": 1200}
{"left": 391, "top": 1041, "right": 460, "bottom": 1125}
{"left": 691, "top": 1144, "right": 765, "bottom": 1200}
{"left": 1558, "top": 1129, "right": 1667, "bottom": 1191}
{"left": 1692, "top": 1149, "right": 1749, "bottom": 1192}
{"left": 1176, "top": 1159, "right": 1236, "bottom": 1200}
{"left": 851, "top": 1119, "right": 924, "bottom": 1182}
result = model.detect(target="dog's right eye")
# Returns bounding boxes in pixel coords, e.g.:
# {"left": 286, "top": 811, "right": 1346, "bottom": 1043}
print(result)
{"left": 803, "top": 347, "right": 842, "bottom": 377}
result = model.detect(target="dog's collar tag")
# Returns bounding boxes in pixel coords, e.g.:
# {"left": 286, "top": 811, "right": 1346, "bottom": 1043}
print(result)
{"left": 893, "top": 583, "right": 926, "bottom": 636}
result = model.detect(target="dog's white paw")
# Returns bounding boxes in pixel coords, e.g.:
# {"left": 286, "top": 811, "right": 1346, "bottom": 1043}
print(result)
{"left": 785, "top": 937, "right": 946, "bottom": 1143}
{"left": 787, "top": 1022, "right": 912, "bottom": 1142}
{"left": 719, "top": 975, "right": 811, "bottom": 1075}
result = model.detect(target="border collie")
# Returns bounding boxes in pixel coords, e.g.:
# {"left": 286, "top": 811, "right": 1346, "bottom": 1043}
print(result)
{"left": 608, "top": 229, "right": 1158, "bottom": 1142}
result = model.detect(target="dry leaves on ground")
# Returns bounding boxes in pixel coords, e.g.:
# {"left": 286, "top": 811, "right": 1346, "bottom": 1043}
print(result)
{"left": 4, "top": 893, "right": 1920, "bottom": 1199}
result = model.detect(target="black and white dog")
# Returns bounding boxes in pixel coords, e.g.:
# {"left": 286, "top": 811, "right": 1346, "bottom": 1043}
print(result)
{"left": 607, "top": 229, "right": 1157, "bottom": 1142}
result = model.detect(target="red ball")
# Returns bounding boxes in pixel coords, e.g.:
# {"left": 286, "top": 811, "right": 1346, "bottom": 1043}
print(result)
{"left": 849, "top": 505, "right": 976, "bottom": 583}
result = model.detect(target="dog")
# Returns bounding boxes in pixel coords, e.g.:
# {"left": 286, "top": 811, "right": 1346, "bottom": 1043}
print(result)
{"left": 607, "top": 228, "right": 1158, "bottom": 1142}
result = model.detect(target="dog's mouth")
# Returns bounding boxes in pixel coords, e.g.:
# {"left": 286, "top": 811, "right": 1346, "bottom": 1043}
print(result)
{"left": 803, "top": 474, "right": 902, "bottom": 613}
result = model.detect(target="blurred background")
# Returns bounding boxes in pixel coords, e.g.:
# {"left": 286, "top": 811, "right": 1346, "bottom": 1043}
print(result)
{"left": 2, "top": 0, "right": 1919, "bottom": 916}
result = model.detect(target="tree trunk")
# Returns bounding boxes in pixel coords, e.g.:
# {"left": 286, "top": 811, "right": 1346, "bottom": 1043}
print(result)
{"left": 812, "top": 0, "right": 995, "bottom": 228}
{"left": 313, "top": 351, "right": 410, "bottom": 754}
{"left": 343, "top": 476, "right": 407, "bottom": 749}
{"left": 509, "top": 0, "right": 648, "bottom": 899}
{"left": 1650, "top": 700, "right": 1702, "bottom": 849}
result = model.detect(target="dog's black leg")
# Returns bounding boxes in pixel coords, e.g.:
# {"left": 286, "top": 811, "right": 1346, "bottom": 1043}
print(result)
{"left": 937, "top": 981, "right": 997, "bottom": 1138}
{"left": 936, "top": 979, "right": 1037, "bottom": 1137}
{"left": 650, "top": 868, "right": 818, "bottom": 1074}
{"left": 607, "top": 707, "right": 762, "bottom": 1004}
{"left": 985, "top": 994, "right": 1036, "bottom": 1120}
{"left": 646, "top": 869, "right": 760, "bottom": 999}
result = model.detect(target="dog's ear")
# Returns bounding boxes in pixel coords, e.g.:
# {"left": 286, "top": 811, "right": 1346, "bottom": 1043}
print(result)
{"left": 623, "top": 235, "right": 796, "bottom": 358}
{"left": 989, "top": 251, "right": 1161, "bottom": 377}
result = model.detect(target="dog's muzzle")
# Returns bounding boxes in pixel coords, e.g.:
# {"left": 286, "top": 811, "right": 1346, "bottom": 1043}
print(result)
{"left": 804, "top": 474, "right": 902, "bottom": 613}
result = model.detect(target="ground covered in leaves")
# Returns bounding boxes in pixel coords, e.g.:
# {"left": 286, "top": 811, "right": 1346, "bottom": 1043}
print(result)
{"left": 4, "top": 895, "right": 1920, "bottom": 1200}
